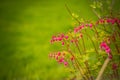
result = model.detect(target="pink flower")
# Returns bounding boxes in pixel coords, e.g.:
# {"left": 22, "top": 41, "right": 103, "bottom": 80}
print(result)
{"left": 89, "top": 23, "right": 93, "bottom": 28}
{"left": 105, "top": 48, "right": 111, "bottom": 53}
{"left": 85, "top": 24, "right": 89, "bottom": 27}
{"left": 50, "top": 33, "right": 67, "bottom": 44}
{"left": 106, "top": 18, "right": 111, "bottom": 23}
{"left": 111, "top": 19, "right": 115, "bottom": 24}
{"left": 99, "top": 19, "right": 105, "bottom": 24}
{"left": 105, "top": 45, "right": 109, "bottom": 49}
{"left": 57, "top": 37, "right": 62, "bottom": 41}
{"left": 58, "top": 57, "right": 64, "bottom": 63}
{"left": 57, "top": 52, "right": 61, "bottom": 56}
{"left": 74, "top": 27, "right": 79, "bottom": 33}
{"left": 65, "top": 35, "right": 69, "bottom": 39}
{"left": 64, "top": 61, "right": 68, "bottom": 66}
{"left": 114, "top": 18, "right": 118, "bottom": 22}
{"left": 117, "top": 19, "right": 120, "bottom": 24}
{"left": 52, "top": 35, "right": 56, "bottom": 39}
{"left": 52, "top": 36, "right": 57, "bottom": 41}
{"left": 53, "top": 37, "right": 57, "bottom": 41}
{"left": 106, "top": 18, "right": 116, "bottom": 24}
{"left": 74, "top": 25, "right": 85, "bottom": 33}
{"left": 100, "top": 42, "right": 107, "bottom": 50}
{"left": 100, "top": 42, "right": 111, "bottom": 58}
{"left": 71, "top": 39, "right": 74, "bottom": 43}
{"left": 80, "top": 25, "right": 84, "bottom": 29}
{"left": 60, "top": 34, "right": 64, "bottom": 38}
{"left": 62, "top": 42, "right": 65, "bottom": 45}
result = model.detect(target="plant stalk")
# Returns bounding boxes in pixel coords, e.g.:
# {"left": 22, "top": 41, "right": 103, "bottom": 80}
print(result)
{"left": 96, "top": 57, "right": 111, "bottom": 80}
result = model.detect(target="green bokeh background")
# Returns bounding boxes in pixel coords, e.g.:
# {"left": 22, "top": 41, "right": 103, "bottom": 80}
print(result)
{"left": 0, "top": 0, "right": 101, "bottom": 80}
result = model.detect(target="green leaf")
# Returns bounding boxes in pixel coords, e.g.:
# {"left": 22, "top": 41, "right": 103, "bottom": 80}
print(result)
{"left": 90, "top": 4, "right": 96, "bottom": 9}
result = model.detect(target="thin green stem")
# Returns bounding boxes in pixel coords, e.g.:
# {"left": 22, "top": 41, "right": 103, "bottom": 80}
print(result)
{"left": 96, "top": 57, "right": 111, "bottom": 80}
{"left": 65, "top": 4, "right": 81, "bottom": 25}
{"left": 68, "top": 50, "right": 88, "bottom": 80}
{"left": 83, "top": 31, "right": 99, "bottom": 55}
{"left": 81, "top": 37, "right": 86, "bottom": 53}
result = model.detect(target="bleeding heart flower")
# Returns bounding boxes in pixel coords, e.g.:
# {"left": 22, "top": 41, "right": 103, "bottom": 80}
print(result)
{"left": 89, "top": 23, "right": 93, "bottom": 28}
{"left": 59, "top": 57, "right": 64, "bottom": 63}
{"left": 57, "top": 52, "right": 61, "bottom": 56}
{"left": 64, "top": 61, "right": 68, "bottom": 66}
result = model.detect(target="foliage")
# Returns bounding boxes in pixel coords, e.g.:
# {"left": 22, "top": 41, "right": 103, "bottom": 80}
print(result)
{"left": 49, "top": 0, "right": 120, "bottom": 80}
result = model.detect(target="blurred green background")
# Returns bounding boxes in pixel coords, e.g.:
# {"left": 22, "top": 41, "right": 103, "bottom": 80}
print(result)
{"left": 0, "top": 0, "right": 96, "bottom": 80}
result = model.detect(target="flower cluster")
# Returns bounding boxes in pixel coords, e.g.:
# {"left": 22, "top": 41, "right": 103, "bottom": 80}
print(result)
{"left": 50, "top": 34, "right": 69, "bottom": 45}
{"left": 49, "top": 51, "right": 74, "bottom": 66}
{"left": 96, "top": 18, "right": 120, "bottom": 25}
{"left": 49, "top": 17, "right": 120, "bottom": 62}
{"left": 74, "top": 18, "right": 120, "bottom": 34}
{"left": 100, "top": 41, "right": 112, "bottom": 59}
{"left": 49, "top": 16, "right": 120, "bottom": 80}
{"left": 74, "top": 23, "right": 93, "bottom": 33}
{"left": 48, "top": 1, "right": 120, "bottom": 79}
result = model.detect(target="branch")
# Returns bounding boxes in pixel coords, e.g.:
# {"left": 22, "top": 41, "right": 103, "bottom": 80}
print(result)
{"left": 65, "top": 4, "right": 81, "bottom": 25}
{"left": 96, "top": 57, "right": 111, "bottom": 80}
